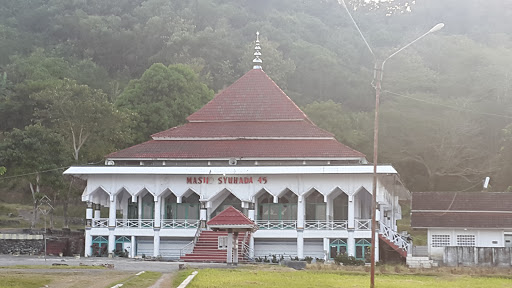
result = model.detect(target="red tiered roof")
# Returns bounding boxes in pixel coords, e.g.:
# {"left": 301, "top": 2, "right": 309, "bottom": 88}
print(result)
{"left": 207, "top": 206, "right": 255, "bottom": 227}
{"left": 151, "top": 121, "right": 334, "bottom": 139}
{"left": 107, "top": 68, "right": 366, "bottom": 160}
{"left": 187, "top": 69, "right": 307, "bottom": 122}
{"left": 107, "top": 139, "right": 364, "bottom": 159}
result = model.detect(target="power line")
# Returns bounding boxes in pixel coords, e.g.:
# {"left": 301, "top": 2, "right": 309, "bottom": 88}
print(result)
{"left": 383, "top": 89, "right": 512, "bottom": 120}
{"left": 0, "top": 160, "right": 103, "bottom": 181}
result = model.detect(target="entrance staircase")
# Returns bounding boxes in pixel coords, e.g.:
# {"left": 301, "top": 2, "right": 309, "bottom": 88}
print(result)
{"left": 379, "top": 222, "right": 410, "bottom": 259}
{"left": 180, "top": 230, "right": 251, "bottom": 263}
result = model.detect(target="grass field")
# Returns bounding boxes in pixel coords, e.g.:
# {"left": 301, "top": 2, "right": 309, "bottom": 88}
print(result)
{"left": 0, "top": 274, "right": 51, "bottom": 288}
{"left": 175, "top": 266, "right": 512, "bottom": 288}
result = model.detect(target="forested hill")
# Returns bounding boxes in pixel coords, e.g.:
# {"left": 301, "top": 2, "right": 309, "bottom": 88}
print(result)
{"left": 1, "top": 0, "right": 512, "bottom": 204}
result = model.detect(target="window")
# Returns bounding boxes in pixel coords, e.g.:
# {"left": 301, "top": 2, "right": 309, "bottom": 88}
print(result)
{"left": 431, "top": 235, "right": 450, "bottom": 247}
{"left": 456, "top": 235, "right": 476, "bottom": 247}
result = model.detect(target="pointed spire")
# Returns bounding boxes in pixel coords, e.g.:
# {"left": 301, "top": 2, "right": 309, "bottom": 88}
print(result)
{"left": 252, "top": 31, "right": 262, "bottom": 69}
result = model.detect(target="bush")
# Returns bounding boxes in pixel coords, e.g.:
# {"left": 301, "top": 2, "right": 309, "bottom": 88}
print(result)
{"left": 304, "top": 256, "right": 313, "bottom": 264}
{"left": 334, "top": 253, "right": 364, "bottom": 266}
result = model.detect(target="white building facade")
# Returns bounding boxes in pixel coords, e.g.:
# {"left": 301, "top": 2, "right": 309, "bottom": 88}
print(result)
{"left": 65, "top": 38, "right": 410, "bottom": 261}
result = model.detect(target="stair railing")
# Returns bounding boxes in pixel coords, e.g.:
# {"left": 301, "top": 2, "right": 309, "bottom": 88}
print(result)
{"left": 379, "top": 222, "right": 411, "bottom": 255}
{"left": 241, "top": 231, "right": 254, "bottom": 261}
{"left": 193, "top": 223, "right": 202, "bottom": 245}
{"left": 180, "top": 224, "right": 203, "bottom": 258}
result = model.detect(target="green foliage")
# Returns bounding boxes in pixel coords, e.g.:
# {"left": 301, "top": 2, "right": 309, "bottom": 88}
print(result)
{"left": 0, "top": 124, "right": 70, "bottom": 199}
{"left": 116, "top": 63, "right": 213, "bottom": 142}
{"left": 0, "top": 167, "right": 5, "bottom": 175}
{"left": 303, "top": 100, "right": 372, "bottom": 155}
{"left": 32, "top": 78, "right": 131, "bottom": 161}
{"left": 333, "top": 253, "right": 365, "bottom": 266}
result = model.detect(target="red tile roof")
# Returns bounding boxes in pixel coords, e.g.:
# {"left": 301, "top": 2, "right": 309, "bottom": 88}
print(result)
{"left": 107, "top": 139, "right": 365, "bottom": 159}
{"left": 107, "top": 68, "right": 366, "bottom": 160}
{"left": 187, "top": 69, "right": 308, "bottom": 122}
{"left": 151, "top": 121, "right": 334, "bottom": 139}
{"left": 411, "top": 192, "right": 512, "bottom": 228}
{"left": 207, "top": 206, "right": 255, "bottom": 226}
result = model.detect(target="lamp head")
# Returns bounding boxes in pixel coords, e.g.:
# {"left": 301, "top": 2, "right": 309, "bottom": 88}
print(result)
{"left": 429, "top": 23, "right": 445, "bottom": 33}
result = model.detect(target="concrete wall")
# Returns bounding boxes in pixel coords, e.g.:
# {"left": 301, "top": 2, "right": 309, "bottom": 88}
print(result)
{"left": 444, "top": 247, "right": 512, "bottom": 267}
{"left": 428, "top": 229, "right": 504, "bottom": 261}
{"left": 0, "top": 232, "right": 84, "bottom": 256}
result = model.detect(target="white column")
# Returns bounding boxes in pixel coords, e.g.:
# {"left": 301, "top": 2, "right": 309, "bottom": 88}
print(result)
{"left": 108, "top": 194, "right": 117, "bottom": 227}
{"left": 154, "top": 196, "right": 161, "bottom": 228}
{"left": 84, "top": 229, "right": 92, "bottom": 257}
{"left": 249, "top": 235, "right": 255, "bottom": 259}
{"left": 348, "top": 195, "right": 355, "bottom": 229}
{"left": 233, "top": 232, "right": 239, "bottom": 265}
{"left": 131, "top": 236, "right": 136, "bottom": 258}
{"left": 375, "top": 231, "right": 380, "bottom": 262}
{"left": 94, "top": 204, "right": 101, "bottom": 220}
{"left": 200, "top": 202, "right": 207, "bottom": 229}
{"left": 297, "top": 229, "right": 304, "bottom": 259}
{"left": 297, "top": 196, "right": 305, "bottom": 228}
{"left": 86, "top": 202, "right": 93, "bottom": 228}
{"left": 325, "top": 195, "right": 331, "bottom": 223}
{"left": 323, "top": 237, "right": 330, "bottom": 261}
{"left": 227, "top": 230, "right": 233, "bottom": 264}
{"left": 347, "top": 230, "right": 355, "bottom": 257}
{"left": 108, "top": 229, "right": 115, "bottom": 258}
{"left": 138, "top": 195, "right": 142, "bottom": 227}
{"left": 153, "top": 229, "right": 160, "bottom": 257}
{"left": 248, "top": 206, "right": 255, "bottom": 221}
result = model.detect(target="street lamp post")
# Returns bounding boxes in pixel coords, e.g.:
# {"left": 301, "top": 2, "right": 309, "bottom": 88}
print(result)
{"left": 338, "top": 1, "right": 443, "bottom": 287}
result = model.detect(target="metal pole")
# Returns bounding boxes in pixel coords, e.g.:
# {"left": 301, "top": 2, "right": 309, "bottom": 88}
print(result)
{"left": 370, "top": 62, "right": 382, "bottom": 288}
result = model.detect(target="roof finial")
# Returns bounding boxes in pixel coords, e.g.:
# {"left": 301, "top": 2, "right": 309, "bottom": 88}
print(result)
{"left": 252, "top": 31, "right": 262, "bottom": 69}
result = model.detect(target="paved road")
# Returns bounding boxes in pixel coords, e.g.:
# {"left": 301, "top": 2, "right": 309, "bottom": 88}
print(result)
{"left": 0, "top": 254, "right": 229, "bottom": 273}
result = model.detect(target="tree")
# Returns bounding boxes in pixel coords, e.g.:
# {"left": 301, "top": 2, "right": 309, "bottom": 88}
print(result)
{"left": 116, "top": 63, "right": 214, "bottom": 142}
{"left": 32, "top": 78, "right": 129, "bottom": 162}
{"left": 0, "top": 125, "right": 69, "bottom": 227}
{"left": 32, "top": 79, "right": 132, "bottom": 227}
{"left": 303, "top": 100, "right": 373, "bottom": 155}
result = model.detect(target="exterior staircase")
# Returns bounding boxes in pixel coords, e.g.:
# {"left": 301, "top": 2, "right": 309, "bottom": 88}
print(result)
{"left": 180, "top": 230, "right": 250, "bottom": 263}
{"left": 379, "top": 222, "right": 411, "bottom": 259}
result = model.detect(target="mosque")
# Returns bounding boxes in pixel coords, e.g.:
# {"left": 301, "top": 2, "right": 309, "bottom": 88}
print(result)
{"left": 64, "top": 33, "right": 410, "bottom": 262}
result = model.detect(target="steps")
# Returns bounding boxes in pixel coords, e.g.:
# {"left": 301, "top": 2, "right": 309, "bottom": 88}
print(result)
{"left": 180, "top": 231, "right": 249, "bottom": 263}
{"left": 379, "top": 234, "right": 407, "bottom": 258}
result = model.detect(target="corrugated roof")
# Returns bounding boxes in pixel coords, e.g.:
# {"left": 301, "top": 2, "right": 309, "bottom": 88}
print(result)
{"left": 411, "top": 192, "right": 512, "bottom": 228}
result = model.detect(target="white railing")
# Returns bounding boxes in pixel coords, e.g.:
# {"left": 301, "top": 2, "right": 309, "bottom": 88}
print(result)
{"left": 355, "top": 219, "right": 371, "bottom": 230}
{"left": 161, "top": 219, "right": 200, "bottom": 229}
{"left": 256, "top": 220, "right": 297, "bottom": 230}
{"left": 304, "top": 220, "right": 348, "bottom": 230}
{"left": 115, "top": 219, "right": 154, "bottom": 228}
{"left": 242, "top": 231, "right": 254, "bottom": 261}
{"left": 380, "top": 222, "right": 411, "bottom": 254}
{"left": 92, "top": 218, "right": 108, "bottom": 228}
{"left": 116, "top": 219, "right": 139, "bottom": 228}
{"left": 180, "top": 240, "right": 195, "bottom": 257}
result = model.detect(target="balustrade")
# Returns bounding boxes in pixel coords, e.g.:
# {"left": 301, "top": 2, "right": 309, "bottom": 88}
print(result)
{"left": 256, "top": 220, "right": 297, "bottom": 230}
{"left": 355, "top": 219, "right": 371, "bottom": 230}
{"left": 304, "top": 220, "right": 348, "bottom": 230}
{"left": 161, "top": 219, "right": 200, "bottom": 229}
{"left": 92, "top": 218, "right": 108, "bottom": 227}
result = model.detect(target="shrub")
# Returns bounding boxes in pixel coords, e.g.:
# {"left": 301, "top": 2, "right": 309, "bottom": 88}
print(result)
{"left": 304, "top": 256, "right": 313, "bottom": 264}
{"left": 334, "top": 253, "right": 364, "bottom": 266}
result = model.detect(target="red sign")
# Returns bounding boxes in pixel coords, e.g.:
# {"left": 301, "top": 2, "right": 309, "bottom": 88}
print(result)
{"left": 186, "top": 176, "right": 267, "bottom": 184}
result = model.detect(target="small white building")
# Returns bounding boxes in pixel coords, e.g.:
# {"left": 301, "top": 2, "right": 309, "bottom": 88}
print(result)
{"left": 64, "top": 36, "right": 410, "bottom": 262}
{"left": 411, "top": 192, "right": 512, "bottom": 263}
